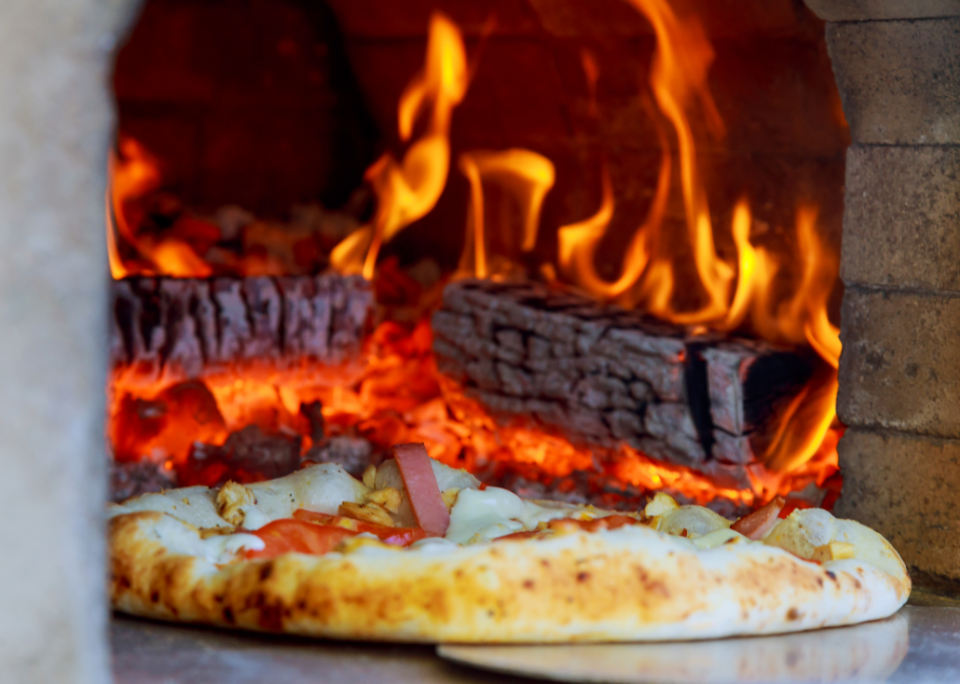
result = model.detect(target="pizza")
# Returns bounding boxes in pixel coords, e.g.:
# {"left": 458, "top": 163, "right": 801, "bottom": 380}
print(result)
{"left": 108, "top": 443, "right": 910, "bottom": 642}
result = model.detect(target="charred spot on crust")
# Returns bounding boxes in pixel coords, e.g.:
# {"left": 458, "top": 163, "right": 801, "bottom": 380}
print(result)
{"left": 826, "top": 571, "right": 837, "bottom": 581}
{"left": 259, "top": 563, "right": 274, "bottom": 581}
{"left": 223, "top": 607, "right": 235, "bottom": 624}
{"left": 150, "top": 591, "right": 159, "bottom": 603}
{"left": 786, "top": 607, "right": 802, "bottom": 621}
{"left": 577, "top": 572, "right": 591, "bottom": 583}
{"left": 118, "top": 576, "right": 131, "bottom": 589}
{"left": 259, "top": 604, "right": 284, "bottom": 632}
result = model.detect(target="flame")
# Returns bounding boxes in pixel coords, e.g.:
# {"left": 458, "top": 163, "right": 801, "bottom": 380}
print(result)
{"left": 107, "top": 137, "right": 212, "bottom": 279}
{"left": 458, "top": 149, "right": 555, "bottom": 278}
{"left": 332, "top": 13, "right": 468, "bottom": 280}
{"left": 558, "top": 0, "right": 735, "bottom": 321}
{"left": 554, "top": 0, "right": 843, "bottom": 486}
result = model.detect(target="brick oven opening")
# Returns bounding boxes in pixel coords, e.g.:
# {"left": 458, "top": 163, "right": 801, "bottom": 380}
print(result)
{"left": 106, "top": 0, "right": 851, "bottom": 518}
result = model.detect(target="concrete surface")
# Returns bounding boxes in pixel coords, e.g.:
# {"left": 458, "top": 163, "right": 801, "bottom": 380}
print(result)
{"left": 0, "top": 1, "right": 141, "bottom": 682}
{"left": 113, "top": 607, "right": 960, "bottom": 684}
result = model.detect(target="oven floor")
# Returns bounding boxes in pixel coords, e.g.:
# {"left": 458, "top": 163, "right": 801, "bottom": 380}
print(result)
{"left": 112, "top": 604, "right": 960, "bottom": 683}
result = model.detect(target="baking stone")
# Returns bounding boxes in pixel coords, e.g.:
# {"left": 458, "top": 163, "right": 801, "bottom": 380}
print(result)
{"left": 437, "top": 611, "right": 908, "bottom": 684}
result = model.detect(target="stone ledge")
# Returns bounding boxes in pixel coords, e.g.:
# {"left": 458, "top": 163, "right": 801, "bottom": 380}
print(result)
{"left": 842, "top": 145, "right": 960, "bottom": 292}
{"left": 838, "top": 288, "right": 960, "bottom": 437}
{"left": 806, "top": 0, "right": 960, "bottom": 21}
{"left": 826, "top": 18, "right": 960, "bottom": 144}
{"left": 834, "top": 428, "right": 960, "bottom": 582}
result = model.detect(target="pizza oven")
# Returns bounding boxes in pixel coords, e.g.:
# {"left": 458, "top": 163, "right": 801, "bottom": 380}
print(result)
{"left": 0, "top": 0, "right": 958, "bottom": 681}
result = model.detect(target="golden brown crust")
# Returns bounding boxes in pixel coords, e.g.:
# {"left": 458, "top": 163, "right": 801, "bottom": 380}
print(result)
{"left": 109, "top": 508, "right": 910, "bottom": 643}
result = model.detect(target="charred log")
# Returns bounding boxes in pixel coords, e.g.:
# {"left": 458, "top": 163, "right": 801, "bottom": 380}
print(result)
{"left": 432, "top": 279, "right": 818, "bottom": 488}
{"left": 110, "top": 459, "right": 176, "bottom": 502}
{"left": 110, "top": 272, "right": 373, "bottom": 380}
{"left": 179, "top": 425, "right": 302, "bottom": 487}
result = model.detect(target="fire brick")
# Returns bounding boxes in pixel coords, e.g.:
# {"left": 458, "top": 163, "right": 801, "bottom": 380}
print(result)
{"left": 826, "top": 18, "right": 960, "bottom": 145}
{"left": 835, "top": 428, "right": 960, "bottom": 584}
{"left": 838, "top": 289, "right": 960, "bottom": 438}
{"left": 842, "top": 145, "right": 960, "bottom": 293}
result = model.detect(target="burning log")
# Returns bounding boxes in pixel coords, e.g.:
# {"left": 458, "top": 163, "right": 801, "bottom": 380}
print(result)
{"left": 110, "top": 459, "right": 176, "bottom": 502}
{"left": 180, "top": 425, "right": 302, "bottom": 488}
{"left": 109, "top": 272, "right": 373, "bottom": 380}
{"left": 432, "top": 279, "right": 818, "bottom": 489}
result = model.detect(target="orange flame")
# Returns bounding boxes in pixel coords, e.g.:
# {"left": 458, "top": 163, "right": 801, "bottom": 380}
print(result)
{"left": 107, "top": 137, "right": 212, "bottom": 279}
{"left": 458, "top": 149, "right": 555, "bottom": 278}
{"left": 559, "top": 0, "right": 735, "bottom": 321}
{"left": 556, "top": 0, "right": 842, "bottom": 484}
{"left": 331, "top": 12, "right": 468, "bottom": 279}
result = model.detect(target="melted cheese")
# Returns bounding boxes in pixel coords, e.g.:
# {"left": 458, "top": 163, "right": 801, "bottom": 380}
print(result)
{"left": 147, "top": 517, "right": 265, "bottom": 565}
{"left": 109, "top": 486, "right": 227, "bottom": 528}
{"left": 445, "top": 487, "right": 592, "bottom": 544}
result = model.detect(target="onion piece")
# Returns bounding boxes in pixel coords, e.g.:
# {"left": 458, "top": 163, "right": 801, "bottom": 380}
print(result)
{"left": 393, "top": 443, "right": 450, "bottom": 536}
{"left": 730, "top": 496, "right": 786, "bottom": 541}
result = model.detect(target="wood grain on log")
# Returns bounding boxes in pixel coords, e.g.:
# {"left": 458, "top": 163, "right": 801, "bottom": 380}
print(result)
{"left": 432, "top": 279, "right": 817, "bottom": 488}
{"left": 110, "top": 273, "right": 373, "bottom": 380}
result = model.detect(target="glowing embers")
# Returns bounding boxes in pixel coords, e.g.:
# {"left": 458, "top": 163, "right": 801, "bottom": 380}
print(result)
{"left": 108, "top": 315, "right": 839, "bottom": 509}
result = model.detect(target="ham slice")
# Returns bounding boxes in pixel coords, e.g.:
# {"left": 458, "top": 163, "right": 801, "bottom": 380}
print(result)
{"left": 393, "top": 443, "right": 450, "bottom": 536}
{"left": 730, "top": 496, "right": 785, "bottom": 540}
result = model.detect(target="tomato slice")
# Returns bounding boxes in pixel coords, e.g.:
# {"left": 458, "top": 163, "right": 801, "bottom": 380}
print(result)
{"left": 494, "top": 530, "right": 540, "bottom": 542}
{"left": 293, "top": 509, "right": 429, "bottom": 547}
{"left": 549, "top": 515, "right": 643, "bottom": 533}
{"left": 244, "top": 518, "right": 358, "bottom": 560}
{"left": 495, "top": 515, "right": 643, "bottom": 542}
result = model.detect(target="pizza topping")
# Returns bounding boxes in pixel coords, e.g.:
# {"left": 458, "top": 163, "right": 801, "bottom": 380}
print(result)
{"left": 812, "top": 541, "right": 856, "bottom": 562}
{"left": 293, "top": 509, "right": 428, "bottom": 547}
{"left": 731, "top": 496, "right": 785, "bottom": 540}
{"left": 365, "top": 487, "right": 402, "bottom": 513}
{"left": 245, "top": 518, "right": 357, "bottom": 559}
{"left": 445, "top": 486, "right": 528, "bottom": 543}
{"left": 548, "top": 515, "right": 643, "bottom": 534}
{"left": 339, "top": 501, "right": 396, "bottom": 527}
{"left": 644, "top": 492, "right": 679, "bottom": 518}
{"left": 441, "top": 488, "right": 460, "bottom": 511}
{"left": 657, "top": 505, "right": 731, "bottom": 539}
{"left": 393, "top": 443, "right": 450, "bottom": 536}
{"left": 215, "top": 480, "right": 256, "bottom": 526}
{"left": 242, "top": 463, "right": 370, "bottom": 530}
{"left": 362, "top": 464, "right": 378, "bottom": 489}
{"left": 445, "top": 487, "right": 629, "bottom": 544}
{"left": 691, "top": 527, "right": 748, "bottom": 549}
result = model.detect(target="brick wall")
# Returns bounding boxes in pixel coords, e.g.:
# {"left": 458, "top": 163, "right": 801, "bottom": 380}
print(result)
{"left": 804, "top": 0, "right": 960, "bottom": 586}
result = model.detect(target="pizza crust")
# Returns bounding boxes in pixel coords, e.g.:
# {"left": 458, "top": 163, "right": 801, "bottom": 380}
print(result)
{"left": 108, "top": 462, "right": 911, "bottom": 643}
